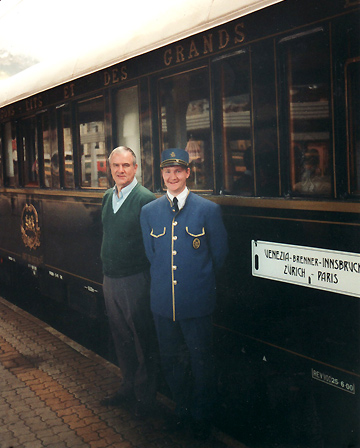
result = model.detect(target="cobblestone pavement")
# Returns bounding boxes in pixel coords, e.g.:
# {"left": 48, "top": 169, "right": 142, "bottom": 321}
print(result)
{"left": 0, "top": 296, "right": 246, "bottom": 448}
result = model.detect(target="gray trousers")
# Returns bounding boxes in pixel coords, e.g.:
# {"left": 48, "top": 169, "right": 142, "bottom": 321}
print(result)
{"left": 103, "top": 272, "right": 157, "bottom": 404}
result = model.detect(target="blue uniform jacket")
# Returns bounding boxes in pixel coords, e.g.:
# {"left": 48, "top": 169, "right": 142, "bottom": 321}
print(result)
{"left": 140, "top": 192, "right": 228, "bottom": 321}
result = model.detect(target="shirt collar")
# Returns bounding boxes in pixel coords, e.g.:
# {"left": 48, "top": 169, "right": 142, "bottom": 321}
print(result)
{"left": 167, "top": 187, "right": 189, "bottom": 210}
{"left": 113, "top": 177, "right": 138, "bottom": 198}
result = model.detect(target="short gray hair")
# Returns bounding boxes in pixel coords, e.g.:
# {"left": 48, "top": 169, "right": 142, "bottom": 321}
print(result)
{"left": 108, "top": 146, "right": 137, "bottom": 167}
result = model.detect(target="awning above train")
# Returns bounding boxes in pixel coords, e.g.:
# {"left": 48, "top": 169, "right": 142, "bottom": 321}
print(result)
{"left": 0, "top": 0, "right": 283, "bottom": 108}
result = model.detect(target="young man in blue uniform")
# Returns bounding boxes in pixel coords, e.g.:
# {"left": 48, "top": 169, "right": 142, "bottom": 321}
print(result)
{"left": 140, "top": 148, "right": 228, "bottom": 439}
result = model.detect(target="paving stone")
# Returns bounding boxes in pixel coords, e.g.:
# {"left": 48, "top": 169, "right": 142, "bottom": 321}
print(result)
{"left": 17, "top": 433, "right": 39, "bottom": 444}
{"left": 0, "top": 296, "right": 240, "bottom": 448}
{"left": 21, "top": 441, "right": 45, "bottom": 448}
{"left": 35, "top": 428, "right": 61, "bottom": 440}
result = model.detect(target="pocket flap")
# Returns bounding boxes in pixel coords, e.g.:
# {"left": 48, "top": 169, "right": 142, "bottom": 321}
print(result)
{"left": 150, "top": 227, "right": 166, "bottom": 238}
{"left": 185, "top": 226, "right": 205, "bottom": 237}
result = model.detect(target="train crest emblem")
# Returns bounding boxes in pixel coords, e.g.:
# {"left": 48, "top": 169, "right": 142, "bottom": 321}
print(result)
{"left": 21, "top": 204, "right": 41, "bottom": 250}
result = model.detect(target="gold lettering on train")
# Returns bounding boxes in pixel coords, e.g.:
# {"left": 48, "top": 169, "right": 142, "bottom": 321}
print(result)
{"left": 112, "top": 68, "right": 120, "bottom": 84}
{"left": 218, "top": 29, "right": 230, "bottom": 49}
{"left": 104, "top": 71, "right": 111, "bottom": 85}
{"left": 188, "top": 40, "right": 200, "bottom": 59}
{"left": 120, "top": 65, "right": 127, "bottom": 81}
{"left": 103, "top": 65, "right": 128, "bottom": 86}
{"left": 176, "top": 45, "right": 185, "bottom": 63}
{"left": 0, "top": 105, "right": 15, "bottom": 120}
{"left": 163, "top": 21, "right": 246, "bottom": 67}
{"left": 234, "top": 22, "right": 245, "bottom": 43}
{"left": 164, "top": 49, "right": 172, "bottom": 66}
{"left": 64, "top": 83, "right": 75, "bottom": 99}
{"left": 25, "top": 96, "right": 43, "bottom": 112}
{"left": 203, "top": 34, "right": 213, "bottom": 54}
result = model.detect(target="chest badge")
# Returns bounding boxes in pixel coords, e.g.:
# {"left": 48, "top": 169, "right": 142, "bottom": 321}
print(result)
{"left": 193, "top": 238, "right": 201, "bottom": 249}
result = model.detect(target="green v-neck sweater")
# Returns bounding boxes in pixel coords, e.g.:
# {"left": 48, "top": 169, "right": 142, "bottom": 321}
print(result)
{"left": 100, "top": 183, "right": 156, "bottom": 278}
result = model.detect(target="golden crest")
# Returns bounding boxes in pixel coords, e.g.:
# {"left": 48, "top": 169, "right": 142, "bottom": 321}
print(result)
{"left": 193, "top": 238, "right": 201, "bottom": 249}
{"left": 170, "top": 151, "right": 176, "bottom": 157}
{"left": 21, "top": 204, "right": 41, "bottom": 250}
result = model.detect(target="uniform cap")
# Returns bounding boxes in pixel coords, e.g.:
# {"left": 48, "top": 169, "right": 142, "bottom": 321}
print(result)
{"left": 160, "top": 148, "right": 189, "bottom": 168}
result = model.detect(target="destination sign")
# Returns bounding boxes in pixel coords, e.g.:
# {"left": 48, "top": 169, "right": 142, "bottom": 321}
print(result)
{"left": 252, "top": 240, "right": 360, "bottom": 298}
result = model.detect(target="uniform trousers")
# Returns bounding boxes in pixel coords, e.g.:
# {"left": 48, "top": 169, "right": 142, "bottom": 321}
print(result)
{"left": 153, "top": 313, "right": 216, "bottom": 421}
{"left": 103, "top": 272, "right": 157, "bottom": 405}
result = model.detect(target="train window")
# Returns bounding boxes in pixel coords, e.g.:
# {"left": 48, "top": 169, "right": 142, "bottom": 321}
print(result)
{"left": 159, "top": 68, "right": 213, "bottom": 191}
{"left": 114, "top": 86, "right": 141, "bottom": 181}
{"left": 58, "top": 105, "right": 75, "bottom": 188}
{"left": 4, "top": 122, "right": 18, "bottom": 187}
{"left": 346, "top": 59, "right": 360, "bottom": 195}
{"left": 43, "top": 113, "right": 60, "bottom": 189}
{"left": 251, "top": 41, "right": 280, "bottom": 198}
{"left": 216, "top": 52, "right": 253, "bottom": 195}
{"left": 280, "top": 30, "right": 332, "bottom": 197}
{"left": 21, "top": 116, "right": 40, "bottom": 187}
{"left": 77, "top": 96, "right": 106, "bottom": 188}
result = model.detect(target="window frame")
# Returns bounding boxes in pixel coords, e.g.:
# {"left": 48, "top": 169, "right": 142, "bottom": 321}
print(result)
{"left": 157, "top": 65, "right": 215, "bottom": 193}
{"left": 345, "top": 56, "right": 360, "bottom": 196}
{"left": 212, "top": 48, "right": 255, "bottom": 196}
{"left": 111, "top": 83, "right": 143, "bottom": 184}
{"left": 277, "top": 26, "right": 334, "bottom": 199}
{"left": 75, "top": 95, "right": 107, "bottom": 189}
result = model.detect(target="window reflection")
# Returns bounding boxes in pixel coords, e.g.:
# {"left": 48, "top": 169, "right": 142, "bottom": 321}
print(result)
{"left": 115, "top": 87, "right": 141, "bottom": 182}
{"left": 43, "top": 114, "right": 60, "bottom": 189}
{"left": 217, "top": 54, "right": 252, "bottom": 195}
{"left": 282, "top": 31, "right": 332, "bottom": 197}
{"left": 59, "top": 106, "right": 75, "bottom": 188}
{"left": 159, "top": 70, "right": 213, "bottom": 191}
{"left": 347, "top": 60, "right": 360, "bottom": 195}
{"left": 22, "top": 117, "right": 39, "bottom": 187}
{"left": 78, "top": 96, "right": 106, "bottom": 188}
{"left": 4, "top": 122, "right": 17, "bottom": 186}
{"left": 252, "top": 41, "right": 280, "bottom": 197}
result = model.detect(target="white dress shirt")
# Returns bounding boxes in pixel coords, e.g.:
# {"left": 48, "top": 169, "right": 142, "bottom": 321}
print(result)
{"left": 167, "top": 187, "right": 189, "bottom": 211}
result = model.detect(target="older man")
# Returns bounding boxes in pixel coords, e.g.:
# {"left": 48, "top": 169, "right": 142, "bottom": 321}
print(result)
{"left": 140, "top": 148, "right": 228, "bottom": 439}
{"left": 100, "top": 146, "right": 157, "bottom": 417}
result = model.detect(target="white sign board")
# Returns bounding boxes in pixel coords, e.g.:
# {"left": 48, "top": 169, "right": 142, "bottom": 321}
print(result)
{"left": 252, "top": 240, "right": 360, "bottom": 298}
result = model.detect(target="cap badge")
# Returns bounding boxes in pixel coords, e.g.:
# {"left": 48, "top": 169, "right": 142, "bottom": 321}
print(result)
{"left": 170, "top": 151, "right": 176, "bottom": 157}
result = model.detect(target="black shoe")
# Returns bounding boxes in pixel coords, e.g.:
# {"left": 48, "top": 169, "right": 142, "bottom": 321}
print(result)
{"left": 100, "top": 390, "right": 131, "bottom": 407}
{"left": 163, "top": 414, "right": 189, "bottom": 433}
{"left": 191, "top": 419, "right": 212, "bottom": 440}
{"left": 133, "top": 400, "right": 152, "bottom": 419}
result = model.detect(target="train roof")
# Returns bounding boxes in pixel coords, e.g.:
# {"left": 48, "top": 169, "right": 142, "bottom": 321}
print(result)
{"left": 0, "top": 0, "right": 282, "bottom": 109}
